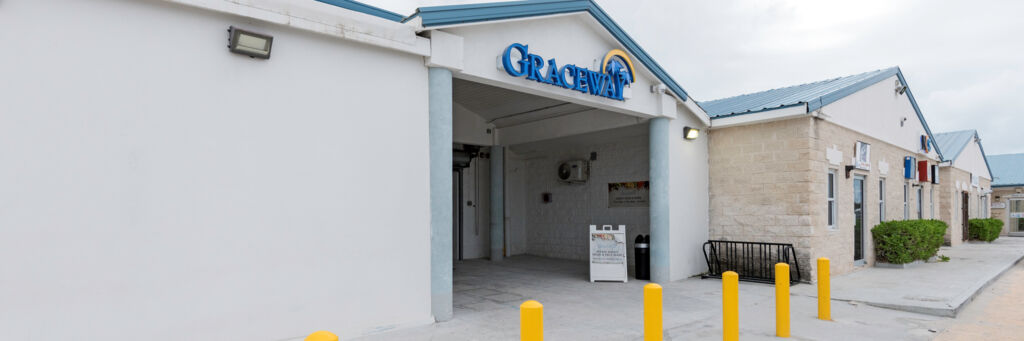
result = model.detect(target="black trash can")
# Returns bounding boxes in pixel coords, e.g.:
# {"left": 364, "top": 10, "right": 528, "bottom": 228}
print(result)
{"left": 634, "top": 234, "right": 650, "bottom": 280}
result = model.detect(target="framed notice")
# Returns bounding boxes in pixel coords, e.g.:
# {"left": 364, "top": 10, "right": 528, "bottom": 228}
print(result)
{"left": 608, "top": 181, "right": 650, "bottom": 208}
{"left": 854, "top": 141, "right": 871, "bottom": 170}
{"left": 589, "top": 224, "right": 627, "bottom": 282}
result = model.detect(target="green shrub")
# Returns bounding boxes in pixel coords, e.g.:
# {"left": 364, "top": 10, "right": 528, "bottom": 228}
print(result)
{"left": 871, "top": 220, "right": 948, "bottom": 264}
{"left": 969, "top": 218, "right": 1003, "bottom": 242}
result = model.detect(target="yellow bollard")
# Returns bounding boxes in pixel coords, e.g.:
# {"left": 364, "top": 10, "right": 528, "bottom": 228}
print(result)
{"left": 775, "top": 263, "right": 791, "bottom": 338}
{"left": 520, "top": 300, "right": 544, "bottom": 341}
{"left": 644, "top": 283, "right": 663, "bottom": 341}
{"left": 722, "top": 271, "right": 738, "bottom": 341}
{"left": 818, "top": 257, "right": 831, "bottom": 321}
{"left": 304, "top": 331, "right": 338, "bottom": 341}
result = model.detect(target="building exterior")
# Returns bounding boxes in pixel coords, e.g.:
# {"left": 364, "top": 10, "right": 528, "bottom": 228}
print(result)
{"left": 703, "top": 68, "right": 943, "bottom": 279}
{"left": 988, "top": 153, "right": 1024, "bottom": 236}
{"left": 933, "top": 130, "right": 994, "bottom": 244}
{"left": 0, "top": 0, "right": 711, "bottom": 339}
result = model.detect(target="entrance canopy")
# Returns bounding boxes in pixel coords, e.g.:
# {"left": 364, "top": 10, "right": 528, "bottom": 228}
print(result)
{"left": 407, "top": 0, "right": 708, "bottom": 126}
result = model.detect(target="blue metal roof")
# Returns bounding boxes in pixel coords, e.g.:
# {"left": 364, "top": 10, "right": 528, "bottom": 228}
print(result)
{"left": 701, "top": 66, "right": 944, "bottom": 160}
{"left": 935, "top": 129, "right": 994, "bottom": 180}
{"left": 406, "top": 0, "right": 695, "bottom": 104}
{"left": 934, "top": 130, "right": 976, "bottom": 162}
{"left": 315, "top": 0, "right": 405, "bottom": 22}
{"left": 700, "top": 67, "right": 897, "bottom": 118}
{"left": 989, "top": 153, "right": 1024, "bottom": 187}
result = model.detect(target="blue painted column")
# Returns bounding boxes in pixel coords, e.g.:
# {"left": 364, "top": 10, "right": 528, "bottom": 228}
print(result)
{"left": 490, "top": 146, "right": 504, "bottom": 262}
{"left": 428, "top": 67, "right": 453, "bottom": 322}
{"left": 649, "top": 117, "right": 671, "bottom": 283}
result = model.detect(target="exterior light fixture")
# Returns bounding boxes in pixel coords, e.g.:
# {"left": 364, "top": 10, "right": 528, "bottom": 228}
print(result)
{"left": 683, "top": 127, "right": 700, "bottom": 140}
{"left": 228, "top": 26, "right": 273, "bottom": 59}
{"left": 894, "top": 79, "right": 907, "bottom": 95}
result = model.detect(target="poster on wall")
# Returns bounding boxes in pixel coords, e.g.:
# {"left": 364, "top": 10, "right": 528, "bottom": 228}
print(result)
{"left": 608, "top": 181, "right": 650, "bottom": 208}
{"left": 854, "top": 141, "right": 871, "bottom": 170}
{"left": 589, "top": 224, "right": 627, "bottom": 282}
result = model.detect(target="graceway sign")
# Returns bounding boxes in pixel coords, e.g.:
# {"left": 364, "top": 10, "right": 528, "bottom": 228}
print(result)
{"left": 501, "top": 43, "right": 635, "bottom": 101}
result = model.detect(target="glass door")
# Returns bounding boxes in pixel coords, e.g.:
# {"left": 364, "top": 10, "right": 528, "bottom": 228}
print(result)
{"left": 854, "top": 176, "right": 865, "bottom": 262}
{"left": 1011, "top": 200, "right": 1024, "bottom": 233}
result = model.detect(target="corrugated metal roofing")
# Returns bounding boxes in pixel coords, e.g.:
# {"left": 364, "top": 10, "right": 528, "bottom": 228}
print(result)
{"left": 934, "top": 130, "right": 977, "bottom": 162}
{"left": 700, "top": 67, "right": 897, "bottom": 118}
{"left": 700, "top": 66, "right": 944, "bottom": 160}
{"left": 989, "top": 153, "right": 1024, "bottom": 187}
{"left": 406, "top": 0, "right": 697, "bottom": 106}
{"left": 315, "top": 0, "right": 405, "bottom": 22}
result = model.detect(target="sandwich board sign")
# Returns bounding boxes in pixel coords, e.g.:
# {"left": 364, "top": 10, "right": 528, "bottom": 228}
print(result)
{"left": 589, "top": 224, "right": 627, "bottom": 282}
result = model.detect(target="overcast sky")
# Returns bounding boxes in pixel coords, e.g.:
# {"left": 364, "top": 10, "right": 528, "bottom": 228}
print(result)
{"left": 372, "top": 0, "right": 1024, "bottom": 155}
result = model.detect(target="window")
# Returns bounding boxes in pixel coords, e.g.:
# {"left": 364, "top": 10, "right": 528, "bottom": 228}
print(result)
{"left": 917, "top": 187, "right": 923, "bottom": 219}
{"left": 828, "top": 169, "right": 837, "bottom": 230}
{"left": 879, "top": 179, "right": 886, "bottom": 223}
{"left": 930, "top": 186, "right": 935, "bottom": 219}
{"left": 981, "top": 195, "right": 989, "bottom": 219}
{"left": 903, "top": 183, "right": 909, "bottom": 220}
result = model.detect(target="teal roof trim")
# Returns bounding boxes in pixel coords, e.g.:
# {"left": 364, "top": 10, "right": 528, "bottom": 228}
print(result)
{"left": 407, "top": 0, "right": 694, "bottom": 104}
{"left": 988, "top": 153, "right": 1024, "bottom": 187}
{"left": 315, "top": 0, "right": 405, "bottom": 22}
{"left": 701, "top": 67, "right": 944, "bottom": 160}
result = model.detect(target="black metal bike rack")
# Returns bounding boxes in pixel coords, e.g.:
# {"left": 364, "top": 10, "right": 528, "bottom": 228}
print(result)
{"left": 702, "top": 240, "right": 801, "bottom": 285}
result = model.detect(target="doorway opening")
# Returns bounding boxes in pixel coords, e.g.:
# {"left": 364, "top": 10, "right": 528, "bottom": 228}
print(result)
{"left": 449, "top": 77, "right": 653, "bottom": 316}
{"left": 853, "top": 175, "right": 865, "bottom": 264}
{"left": 962, "top": 192, "right": 970, "bottom": 241}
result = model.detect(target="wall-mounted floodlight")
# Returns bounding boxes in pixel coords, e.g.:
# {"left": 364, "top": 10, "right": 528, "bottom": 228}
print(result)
{"left": 683, "top": 127, "right": 700, "bottom": 140}
{"left": 228, "top": 26, "right": 273, "bottom": 59}
{"left": 894, "top": 79, "right": 907, "bottom": 95}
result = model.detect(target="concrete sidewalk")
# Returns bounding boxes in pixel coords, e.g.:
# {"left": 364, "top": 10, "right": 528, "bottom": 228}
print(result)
{"left": 355, "top": 256, "right": 946, "bottom": 340}
{"left": 793, "top": 237, "right": 1024, "bottom": 317}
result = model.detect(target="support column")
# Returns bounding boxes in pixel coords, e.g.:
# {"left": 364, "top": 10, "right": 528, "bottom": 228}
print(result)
{"left": 429, "top": 67, "right": 453, "bottom": 322}
{"left": 490, "top": 146, "right": 505, "bottom": 261}
{"left": 649, "top": 117, "right": 671, "bottom": 283}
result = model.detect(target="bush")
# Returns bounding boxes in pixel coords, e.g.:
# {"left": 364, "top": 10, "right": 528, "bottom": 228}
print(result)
{"left": 871, "top": 220, "right": 947, "bottom": 264}
{"left": 969, "top": 218, "right": 1003, "bottom": 242}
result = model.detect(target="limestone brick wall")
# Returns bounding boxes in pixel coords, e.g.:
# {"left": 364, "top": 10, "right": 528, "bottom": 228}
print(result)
{"left": 708, "top": 118, "right": 816, "bottom": 279}
{"left": 710, "top": 117, "right": 940, "bottom": 281}
{"left": 810, "top": 119, "right": 937, "bottom": 277}
{"left": 937, "top": 168, "right": 992, "bottom": 244}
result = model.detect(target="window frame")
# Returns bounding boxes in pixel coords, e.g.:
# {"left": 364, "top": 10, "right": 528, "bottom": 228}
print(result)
{"left": 903, "top": 182, "right": 909, "bottom": 220}
{"left": 828, "top": 169, "right": 838, "bottom": 230}
{"left": 916, "top": 186, "right": 923, "bottom": 219}
{"left": 879, "top": 178, "right": 886, "bottom": 223}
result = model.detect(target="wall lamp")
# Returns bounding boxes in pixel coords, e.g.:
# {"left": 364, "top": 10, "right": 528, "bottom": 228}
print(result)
{"left": 683, "top": 126, "right": 700, "bottom": 140}
{"left": 228, "top": 26, "right": 273, "bottom": 59}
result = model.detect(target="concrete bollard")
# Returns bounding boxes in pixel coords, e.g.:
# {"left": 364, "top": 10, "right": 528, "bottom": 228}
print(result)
{"left": 644, "top": 283, "right": 663, "bottom": 341}
{"left": 722, "top": 271, "right": 738, "bottom": 341}
{"left": 305, "top": 331, "right": 338, "bottom": 341}
{"left": 776, "top": 263, "right": 790, "bottom": 338}
{"left": 818, "top": 257, "right": 831, "bottom": 321}
{"left": 520, "top": 300, "right": 543, "bottom": 341}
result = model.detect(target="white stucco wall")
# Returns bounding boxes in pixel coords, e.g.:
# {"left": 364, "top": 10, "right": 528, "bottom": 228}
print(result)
{"left": 442, "top": 14, "right": 667, "bottom": 120}
{"left": 668, "top": 104, "right": 711, "bottom": 279}
{"left": 823, "top": 75, "right": 940, "bottom": 162}
{"left": 953, "top": 139, "right": 992, "bottom": 180}
{"left": 0, "top": 1, "right": 431, "bottom": 339}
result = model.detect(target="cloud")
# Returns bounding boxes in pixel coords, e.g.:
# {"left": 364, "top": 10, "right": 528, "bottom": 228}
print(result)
{"left": 373, "top": 0, "right": 1024, "bottom": 153}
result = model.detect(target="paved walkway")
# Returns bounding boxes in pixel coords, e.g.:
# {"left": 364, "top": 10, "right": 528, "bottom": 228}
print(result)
{"left": 792, "top": 237, "right": 1024, "bottom": 317}
{"left": 934, "top": 260, "right": 1024, "bottom": 340}
{"left": 356, "top": 256, "right": 946, "bottom": 340}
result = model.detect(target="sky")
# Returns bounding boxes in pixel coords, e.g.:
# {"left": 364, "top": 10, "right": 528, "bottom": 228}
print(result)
{"left": 371, "top": 0, "right": 1024, "bottom": 155}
